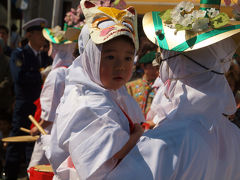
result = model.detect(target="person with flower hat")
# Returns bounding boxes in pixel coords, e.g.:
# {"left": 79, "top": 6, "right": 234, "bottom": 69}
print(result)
{"left": 126, "top": 50, "right": 159, "bottom": 117}
{"left": 105, "top": 0, "right": 240, "bottom": 179}
{"left": 27, "top": 25, "right": 81, "bottom": 171}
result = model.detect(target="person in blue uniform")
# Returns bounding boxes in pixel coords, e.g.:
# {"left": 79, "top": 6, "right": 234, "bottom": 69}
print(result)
{"left": 4, "top": 18, "right": 52, "bottom": 180}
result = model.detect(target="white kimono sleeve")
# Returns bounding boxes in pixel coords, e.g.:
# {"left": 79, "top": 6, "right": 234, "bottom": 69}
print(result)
{"left": 56, "top": 89, "right": 131, "bottom": 180}
{"left": 40, "top": 68, "right": 66, "bottom": 122}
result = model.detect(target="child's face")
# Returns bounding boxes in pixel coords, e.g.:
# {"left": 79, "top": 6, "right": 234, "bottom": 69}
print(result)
{"left": 100, "top": 37, "right": 135, "bottom": 90}
{"left": 142, "top": 64, "right": 159, "bottom": 82}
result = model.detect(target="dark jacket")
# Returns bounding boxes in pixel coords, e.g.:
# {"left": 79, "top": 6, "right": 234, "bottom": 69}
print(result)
{"left": 0, "top": 54, "right": 13, "bottom": 110}
{"left": 10, "top": 44, "right": 52, "bottom": 103}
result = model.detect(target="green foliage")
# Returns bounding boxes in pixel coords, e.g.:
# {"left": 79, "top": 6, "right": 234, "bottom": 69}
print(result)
{"left": 210, "top": 13, "right": 229, "bottom": 29}
{"left": 175, "top": 24, "right": 192, "bottom": 31}
{"left": 159, "top": 9, "right": 172, "bottom": 24}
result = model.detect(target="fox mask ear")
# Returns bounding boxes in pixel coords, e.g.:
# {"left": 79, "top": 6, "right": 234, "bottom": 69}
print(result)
{"left": 83, "top": 0, "right": 96, "bottom": 9}
{"left": 126, "top": 6, "right": 136, "bottom": 15}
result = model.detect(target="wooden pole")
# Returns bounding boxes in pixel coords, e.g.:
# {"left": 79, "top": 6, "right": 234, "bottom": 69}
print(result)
{"left": 7, "top": 0, "right": 11, "bottom": 45}
{"left": 20, "top": 127, "right": 31, "bottom": 134}
{"left": 52, "top": 0, "right": 62, "bottom": 27}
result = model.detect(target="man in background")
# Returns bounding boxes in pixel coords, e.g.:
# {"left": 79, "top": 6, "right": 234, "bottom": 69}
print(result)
{"left": 4, "top": 18, "right": 52, "bottom": 180}
{"left": 0, "top": 25, "right": 12, "bottom": 57}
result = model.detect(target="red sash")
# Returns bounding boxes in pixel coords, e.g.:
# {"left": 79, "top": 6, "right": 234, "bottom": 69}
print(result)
{"left": 30, "top": 97, "right": 42, "bottom": 129}
{"left": 118, "top": 106, "right": 134, "bottom": 134}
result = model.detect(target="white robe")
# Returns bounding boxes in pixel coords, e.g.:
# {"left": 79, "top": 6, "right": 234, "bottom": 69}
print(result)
{"left": 28, "top": 43, "right": 76, "bottom": 169}
{"left": 106, "top": 38, "right": 240, "bottom": 179}
{"left": 54, "top": 83, "right": 142, "bottom": 180}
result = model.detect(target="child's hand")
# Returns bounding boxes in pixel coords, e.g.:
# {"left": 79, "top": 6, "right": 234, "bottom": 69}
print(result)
{"left": 132, "top": 123, "right": 144, "bottom": 137}
{"left": 146, "top": 120, "right": 156, "bottom": 129}
{"left": 30, "top": 126, "right": 40, "bottom": 136}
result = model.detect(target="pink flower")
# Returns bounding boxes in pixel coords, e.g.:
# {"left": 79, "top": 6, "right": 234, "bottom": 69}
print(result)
{"left": 64, "top": 0, "right": 127, "bottom": 28}
{"left": 113, "top": 0, "right": 127, "bottom": 10}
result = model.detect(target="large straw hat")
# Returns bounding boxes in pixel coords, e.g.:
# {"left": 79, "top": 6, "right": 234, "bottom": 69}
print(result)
{"left": 142, "top": 0, "right": 240, "bottom": 52}
{"left": 42, "top": 25, "right": 81, "bottom": 44}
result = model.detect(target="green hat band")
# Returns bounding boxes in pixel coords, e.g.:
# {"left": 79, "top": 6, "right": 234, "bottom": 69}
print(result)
{"left": 200, "top": 0, "right": 221, "bottom": 11}
{"left": 44, "top": 28, "right": 69, "bottom": 44}
{"left": 152, "top": 11, "right": 240, "bottom": 52}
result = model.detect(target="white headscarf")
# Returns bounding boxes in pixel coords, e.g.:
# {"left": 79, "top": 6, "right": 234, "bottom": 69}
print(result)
{"left": 78, "top": 24, "right": 90, "bottom": 54}
{"left": 51, "top": 42, "right": 76, "bottom": 70}
{"left": 67, "top": 24, "right": 144, "bottom": 120}
{"left": 147, "top": 37, "right": 238, "bottom": 129}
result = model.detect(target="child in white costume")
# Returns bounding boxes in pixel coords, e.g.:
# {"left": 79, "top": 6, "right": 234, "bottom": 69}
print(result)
{"left": 48, "top": 1, "right": 145, "bottom": 179}
{"left": 28, "top": 27, "right": 77, "bottom": 169}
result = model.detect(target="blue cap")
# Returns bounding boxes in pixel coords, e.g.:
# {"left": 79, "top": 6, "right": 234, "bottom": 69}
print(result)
{"left": 23, "top": 18, "right": 48, "bottom": 32}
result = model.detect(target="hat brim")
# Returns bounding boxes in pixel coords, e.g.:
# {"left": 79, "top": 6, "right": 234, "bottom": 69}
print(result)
{"left": 143, "top": 11, "right": 240, "bottom": 52}
{"left": 42, "top": 28, "right": 73, "bottom": 44}
{"left": 64, "top": 27, "right": 81, "bottom": 42}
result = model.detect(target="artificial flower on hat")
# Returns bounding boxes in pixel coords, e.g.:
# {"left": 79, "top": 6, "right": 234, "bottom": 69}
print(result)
{"left": 142, "top": 0, "right": 240, "bottom": 52}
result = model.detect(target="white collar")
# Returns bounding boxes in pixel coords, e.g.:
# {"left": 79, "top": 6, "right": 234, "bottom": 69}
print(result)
{"left": 28, "top": 43, "right": 40, "bottom": 56}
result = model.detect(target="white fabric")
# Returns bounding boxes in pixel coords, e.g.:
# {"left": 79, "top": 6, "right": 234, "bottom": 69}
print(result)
{"left": 106, "top": 37, "right": 240, "bottom": 180}
{"left": 40, "top": 42, "right": 76, "bottom": 124}
{"left": 28, "top": 43, "right": 75, "bottom": 169}
{"left": 49, "top": 24, "right": 144, "bottom": 180}
{"left": 52, "top": 158, "right": 81, "bottom": 180}
{"left": 78, "top": 24, "right": 90, "bottom": 54}
{"left": 40, "top": 67, "right": 67, "bottom": 126}
{"left": 27, "top": 138, "right": 49, "bottom": 169}
{"left": 148, "top": 37, "right": 237, "bottom": 125}
{"left": 46, "top": 26, "right": 93, "bottom": 175}
{"left": 51, "top": 43, "right": 76, "bottom": 70}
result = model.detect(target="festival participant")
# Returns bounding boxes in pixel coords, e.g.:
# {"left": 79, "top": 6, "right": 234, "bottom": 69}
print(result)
{"left": 27, "top": 25, "right": 80, "bottom": 170}
{"left": 5, "top": 18, "right": 52, "bottom": 180}
{"left": 127, "top": 51, "right": 159, "bottom": 117}
{"left": 106, "top": 0, "right": 240, "bottom": 179}
{"left": 48, "top": 0, "right": 145, "bottom": 179}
